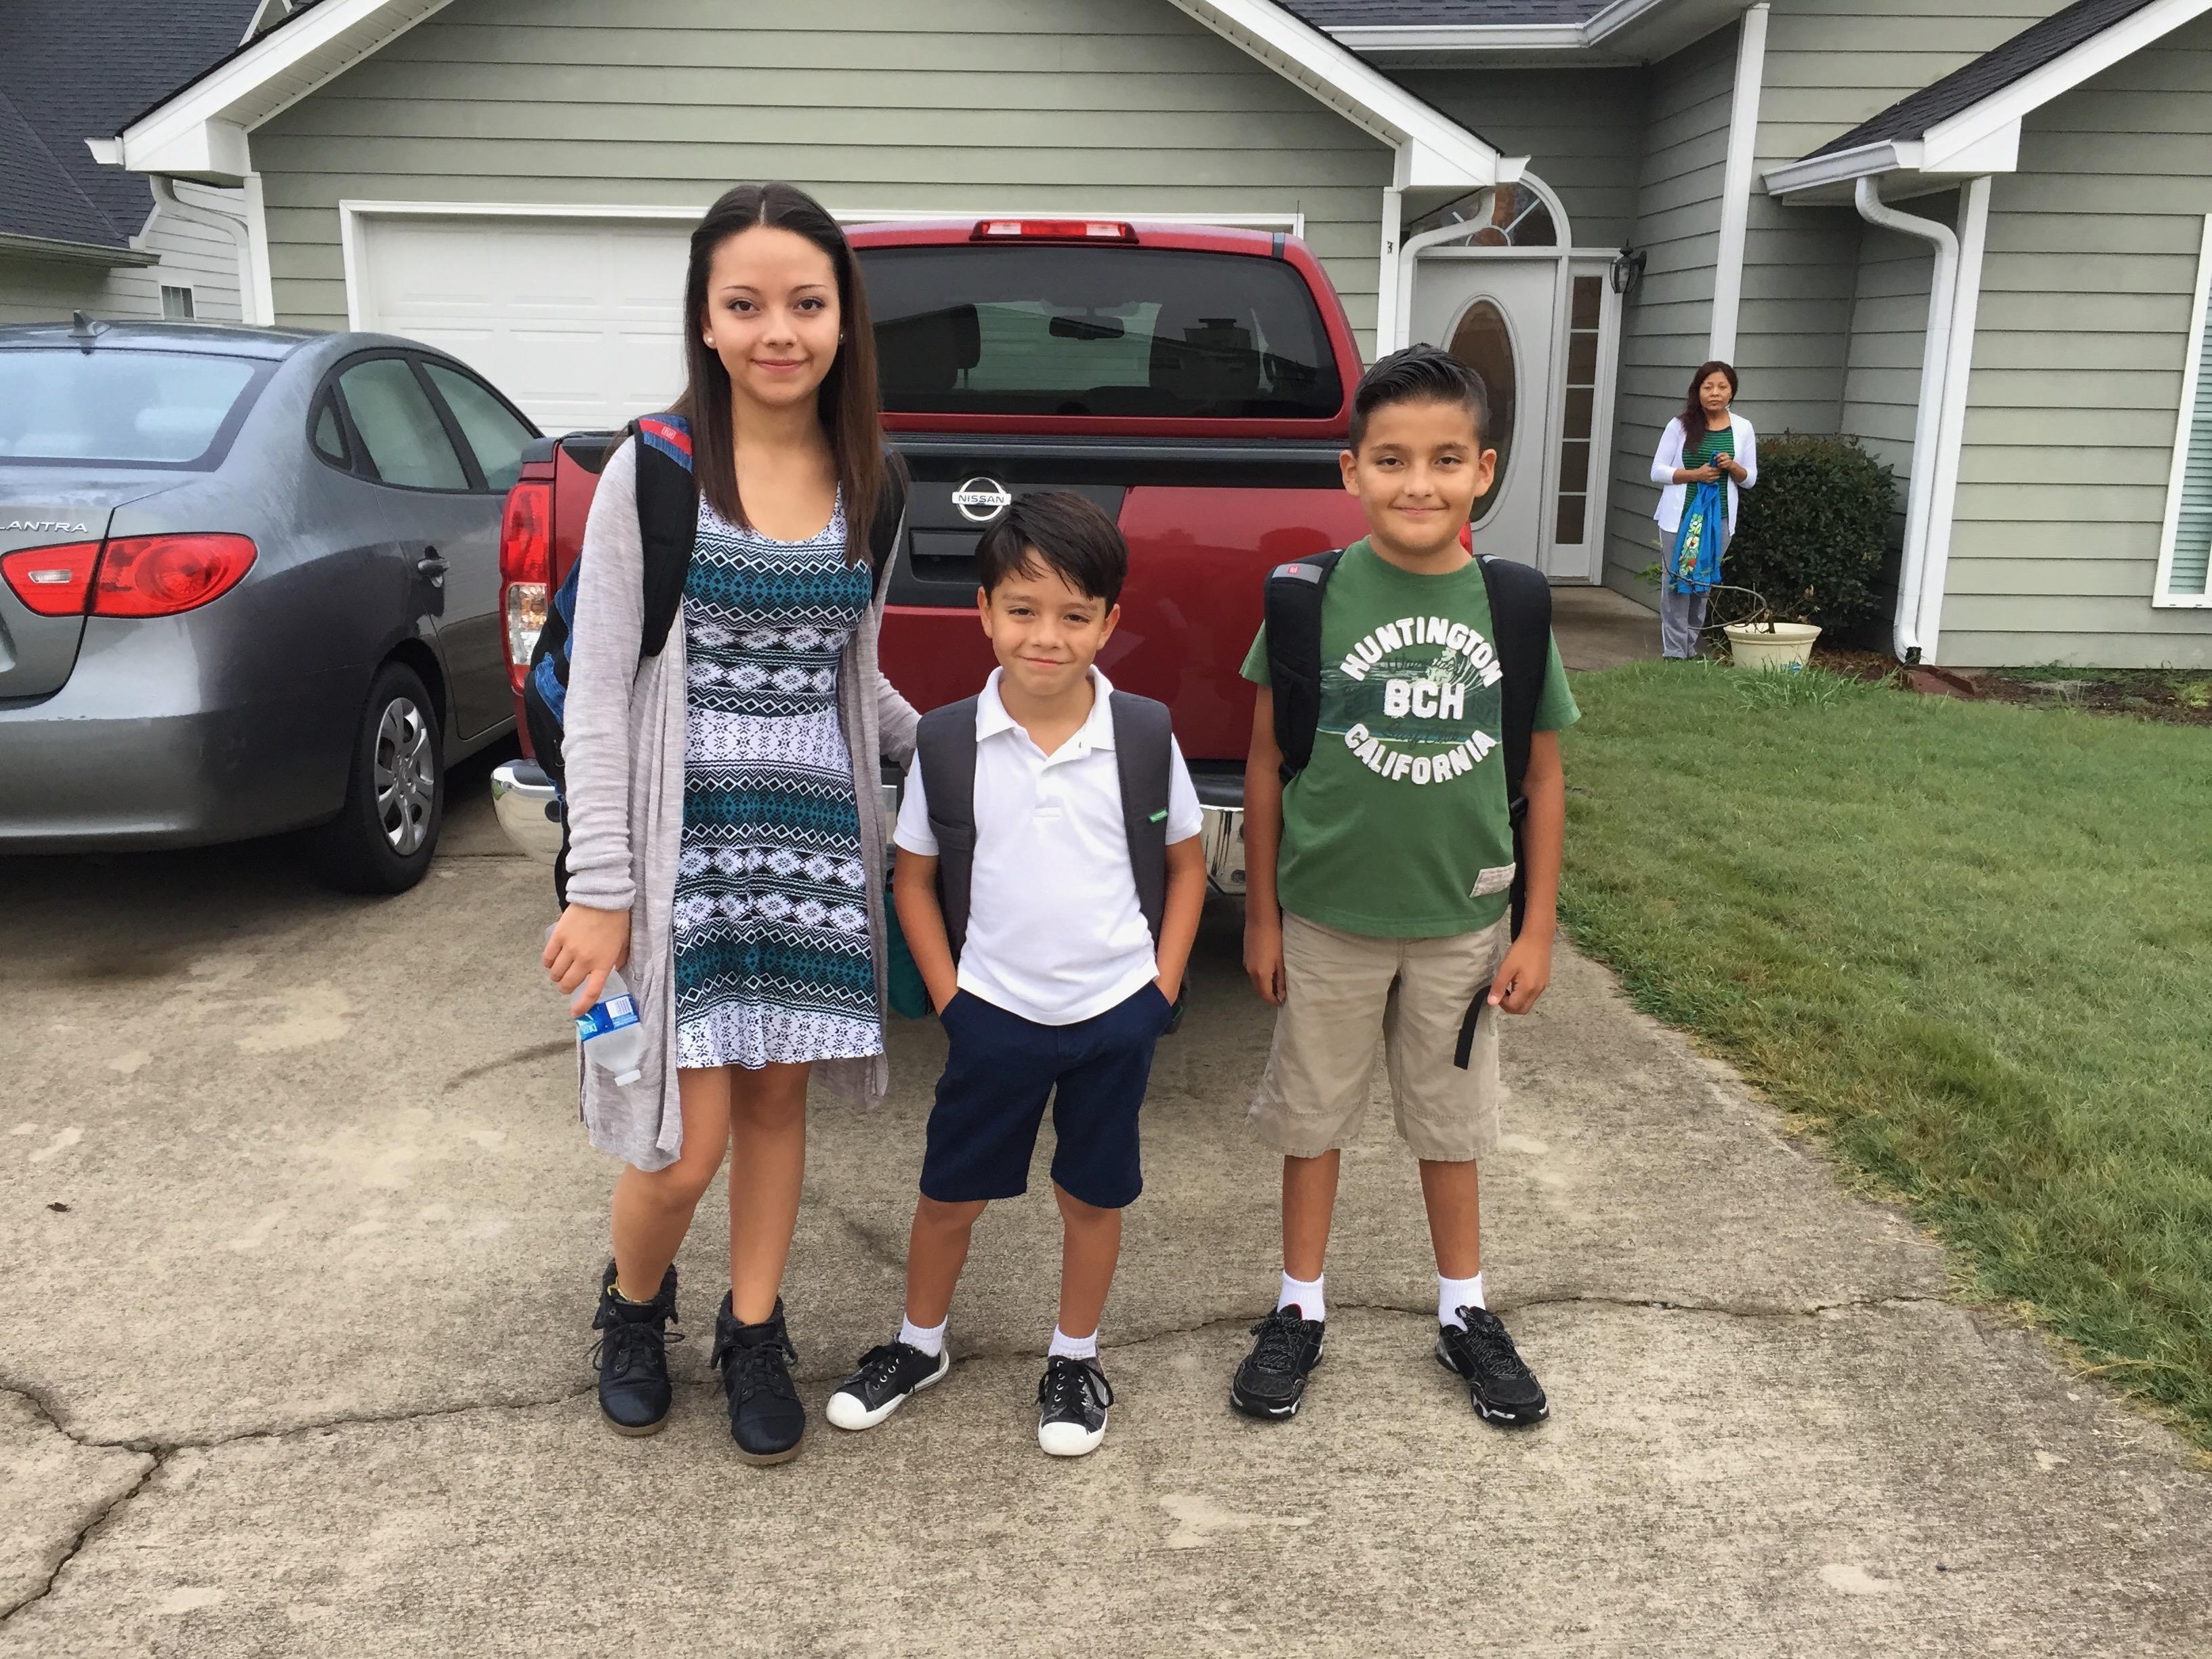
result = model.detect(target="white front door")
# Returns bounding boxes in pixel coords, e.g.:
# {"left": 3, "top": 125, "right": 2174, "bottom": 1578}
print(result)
{"left": 1410, "top": 254, "right": 1558, "bottom": 570}
{"left": 350, "top": 215, "right": 691, "bottom": 434}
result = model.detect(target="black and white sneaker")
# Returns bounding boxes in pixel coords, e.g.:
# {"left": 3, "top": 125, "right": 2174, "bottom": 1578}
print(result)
{"left": 825, "top": 1340, "right": 951, "bottom": 1431}
{"left": 1229, "top": 1305, "right": 1326, "bottom": 1420}
{"left": 1036, "top": 1355, "right": 1113, "bottom": 1457}
{"left": 1436, "top": 1306, "right": 1549, "bottom": 1427}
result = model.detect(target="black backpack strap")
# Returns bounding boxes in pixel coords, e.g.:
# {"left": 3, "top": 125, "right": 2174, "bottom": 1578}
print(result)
{"left": 1456, "top": 556, "right": 1553, "bottom": 1070}
{"left": 629, "top": 413, "right": 697, "bottom": 659}
{"left": 1262, "top": 547, "right": 1345, "bottom": 785}
{"left": 914, "top": 697, "right": 981, "bottom": 962}
{"left": 867, "top": 443, "right": 909, "bottom": 598}
{"left": 1108, "top": 692, "right": 1173, "bottom": 952}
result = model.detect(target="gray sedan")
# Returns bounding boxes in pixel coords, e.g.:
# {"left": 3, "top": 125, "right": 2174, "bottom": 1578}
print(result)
{"left": 0, "top": 318, "right": 538, "bottom": 890}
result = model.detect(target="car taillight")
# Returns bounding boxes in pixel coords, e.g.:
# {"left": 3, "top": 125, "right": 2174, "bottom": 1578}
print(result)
{"left": 90, "top": 534, "right": 256, "bottom": 616}
{"left": 971, "top": 218, "right": 1136, "bottom": 243}
{"left": 500, "top": 480, "right": 552, "bottom": 691}
{"left": 1, "top": 540, "right": 102, "bottom": 616}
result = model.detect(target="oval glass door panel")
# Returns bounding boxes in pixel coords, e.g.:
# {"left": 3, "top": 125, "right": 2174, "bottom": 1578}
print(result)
{"left": 1446, "top": 299, "right": 1516, "bottom": 528}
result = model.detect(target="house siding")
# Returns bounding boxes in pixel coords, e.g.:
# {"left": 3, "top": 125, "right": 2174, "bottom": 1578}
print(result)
{"left": 1389, "top": 65, "right": 1645, "bottom": 251}
{"left": 1601, "top": 22, "right": 1736, "bottom": 600}
{"left": 248, "top": 0, "right": 1395, "bottom": 347}
{"left": 0, "top": 182, "right": 244, "bottom": 326}
{"left": 1942, "top": 15, "right": 2212, "bottom": 668}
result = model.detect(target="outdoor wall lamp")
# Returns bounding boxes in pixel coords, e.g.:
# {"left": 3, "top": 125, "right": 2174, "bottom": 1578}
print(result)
{"left": 1610, "top": 247, "right": 1647, "bottom": 297}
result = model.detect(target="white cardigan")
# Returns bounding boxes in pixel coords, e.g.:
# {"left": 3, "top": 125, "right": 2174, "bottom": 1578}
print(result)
{"left": 1650, "top": 413, "right": 1757, "bottom": 535}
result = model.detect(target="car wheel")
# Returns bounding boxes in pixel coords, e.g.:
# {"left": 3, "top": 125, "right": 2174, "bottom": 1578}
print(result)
{"left": 308, "top": 661, "right": 445, "bottom": 894}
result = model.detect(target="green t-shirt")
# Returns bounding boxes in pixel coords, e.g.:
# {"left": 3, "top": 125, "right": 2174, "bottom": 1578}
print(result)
{"left": 1241, "top": 541, "right": 1580, "bottom": 938}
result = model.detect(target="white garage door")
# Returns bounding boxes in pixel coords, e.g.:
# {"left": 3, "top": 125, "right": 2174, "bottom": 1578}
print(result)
{"left": 353, "top": 216, "right": 690, "bottom": 435}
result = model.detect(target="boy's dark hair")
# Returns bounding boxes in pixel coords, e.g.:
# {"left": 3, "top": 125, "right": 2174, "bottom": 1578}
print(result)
{"left": 1348, "top": 344, "right": 1491, "bottom": 452}
{"left": 975, "top": 491, "right": 1128, "bottom": 609}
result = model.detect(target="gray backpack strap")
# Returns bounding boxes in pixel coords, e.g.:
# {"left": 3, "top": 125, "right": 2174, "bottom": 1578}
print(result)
{"left": 1109, "top": 691, "right": 1174, "bottom": 951}
{"left": 913, "top": 697, "right": 981, "bottom": 962}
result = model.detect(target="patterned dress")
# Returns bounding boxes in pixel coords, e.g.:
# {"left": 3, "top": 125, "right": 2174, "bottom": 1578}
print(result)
{"left": 672, "top": 492, "right": 881, "bottom": 1071}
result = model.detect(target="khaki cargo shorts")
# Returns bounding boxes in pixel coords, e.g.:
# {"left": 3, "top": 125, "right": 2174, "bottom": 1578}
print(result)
{"left": 1249, "top": 911, "right": 1511, "bottom": 1163}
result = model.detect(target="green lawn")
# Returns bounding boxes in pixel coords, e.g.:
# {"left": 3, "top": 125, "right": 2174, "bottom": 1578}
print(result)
{"left": 1558, "top": 661, "right": 2212, "bottom": 1443}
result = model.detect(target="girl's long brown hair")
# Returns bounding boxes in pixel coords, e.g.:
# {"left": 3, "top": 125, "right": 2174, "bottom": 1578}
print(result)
{"left": 1680, "top": 359, "right": 1738, "bottom": 440}
{"left": 675, "top": 182, "right": 883, "bottom": 565}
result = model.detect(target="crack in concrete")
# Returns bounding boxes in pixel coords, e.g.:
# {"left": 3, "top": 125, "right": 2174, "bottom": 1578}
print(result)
{"left": 0, "top": 1387, "right": 161, "bottom": 1628}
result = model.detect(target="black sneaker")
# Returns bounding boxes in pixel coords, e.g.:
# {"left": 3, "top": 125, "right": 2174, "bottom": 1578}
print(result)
{"left": 710, "top": 1294, "right": 806, "bottom": 1465}
{"left": 825, "top": 1339, "right": 951, "bottom": 1431}
{"left": 1229, "top": 1304, "right": 1326, "bottom": 1420}
{"left": 590, "top": 1260, "right": 679, "bottom": 1437}
{"left": 1436, "top": 1306, "right": 1549, "bottom": 1427}
{"left": 1037, "top": 1354, "right": 1113, "bottom": 1456}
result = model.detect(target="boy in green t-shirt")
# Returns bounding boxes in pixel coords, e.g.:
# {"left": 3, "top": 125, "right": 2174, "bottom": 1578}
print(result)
{"left": 1231, "top": 345, "right": 1578, "bottom": 1428}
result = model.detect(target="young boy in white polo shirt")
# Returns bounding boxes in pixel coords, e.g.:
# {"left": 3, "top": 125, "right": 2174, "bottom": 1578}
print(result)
{"left": 827, "top": 492, "right": 1205, "bottom": 1457}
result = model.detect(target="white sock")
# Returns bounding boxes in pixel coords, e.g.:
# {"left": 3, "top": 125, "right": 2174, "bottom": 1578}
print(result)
{"left": 1278, "top": 1271, "right": 1326, "bottom": 1324}
{"left": 1048, "top": 1326, "right": 1098, "bottom": 1361}
{"left": 1439, "top": 1272, "right": 1486, "bottom": 1329}
{"left": 899, "top": 1315, "right": 946, "bottom": 1358}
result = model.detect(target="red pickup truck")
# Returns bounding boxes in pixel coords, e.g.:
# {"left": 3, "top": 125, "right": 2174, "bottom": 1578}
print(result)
{"left": 489, "top": 217, "right": 1372, "bottom": 892}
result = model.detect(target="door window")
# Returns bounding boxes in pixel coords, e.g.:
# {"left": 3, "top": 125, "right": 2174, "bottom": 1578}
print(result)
{"left": 422, "top": 361, "right": 535, "bottom": 492}
{"left": 1553, "top": 276, "right": 1605, "bottom": 546}
{"left": 1447, "top": 300, "right": 1517, "bottom": 528}
{"left": 337, "top": 357, "right": 468, "bottom": 490}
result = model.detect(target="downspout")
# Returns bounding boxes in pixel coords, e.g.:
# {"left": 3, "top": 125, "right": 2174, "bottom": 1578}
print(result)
{"left": 1915, "top": 173, "right": 1992, "bottom": 665}
{"left": 1853, "top": 175, "right": 1958, "bottom": 663}
{"left": 150, "top": 176, "right": 263, "bottom": 326}
{"left": 1708, "top": 2, "right": 1769, "bottom": 361}
{"left": 1376, "top": 181, "right": 1406, "bottom": 361}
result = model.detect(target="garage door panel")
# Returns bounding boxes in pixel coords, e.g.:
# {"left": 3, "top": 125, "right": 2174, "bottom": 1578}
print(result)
{"left": 357, "top": 216, "right": 689, "bottom": 434}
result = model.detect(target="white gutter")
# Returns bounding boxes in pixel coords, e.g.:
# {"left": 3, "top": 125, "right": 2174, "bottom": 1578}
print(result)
{"left": 1914, "top": 174, "right": 1992, "bottom": 664}
{"left": 1375, "top": 186, "right": 1406, "bottom": 362}
{"left": 1330, "top": 0, "right": 1678, "bottom": 52}
{"left": 1707, "top": 2, "right": 1769, "bottom": 361}
{"left": 150, "top": 177, "right": 264, "bottom": 326}
{"left": 1853, "top": 176, "right": 1959, "bottom": 663}
{"left": 1763, "top": 140, "right": 1923, "bottom": 199}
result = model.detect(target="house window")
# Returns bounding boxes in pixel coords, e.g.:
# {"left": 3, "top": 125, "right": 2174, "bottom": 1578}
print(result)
{"left": 2157, "top": 217, "right": 2212, "bottom": 606}
{"left": 1406, "top": 183, "right": 1559, "bottom": 250}
{"left": 160, "top": 285, "right": 195, "bottom": 321}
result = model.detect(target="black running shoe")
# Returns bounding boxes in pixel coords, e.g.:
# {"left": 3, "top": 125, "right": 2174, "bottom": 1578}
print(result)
{"left": 1037, "top": 1355, "right": 1113, "bottom": 1456}
{"left": 1229, "top": 1304, "right": 1326, "bottom": 1420}
{"left": 710, "top": 1294, "right": 806, "bottom": 1465}
{"left": 825, "top": 1339, "right": 950, "bottom": 1431}
{"left": 1436, "top": 1306, "right": 1549, "bottom": 1427}
{"left": 590, "top": 1260, "right": 679, "bottom": 1437}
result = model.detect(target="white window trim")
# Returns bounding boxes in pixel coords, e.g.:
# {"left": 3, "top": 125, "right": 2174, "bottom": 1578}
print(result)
{"left": 159, "top": 281, "right": 197, "bottom": 321}
{"left": 2153, "top": 215, "right": 2212, "bottom": 608}
{"left": 336, "top": 200, "right": 1306, "bottom": 331}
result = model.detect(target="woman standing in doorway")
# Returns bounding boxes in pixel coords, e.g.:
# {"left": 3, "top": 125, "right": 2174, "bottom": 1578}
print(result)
{"left": 1650, "top": 361, "right": 1757, "bottom": 658}
{"left": 543, "top": 182, "right": 917, "bottom": 1465}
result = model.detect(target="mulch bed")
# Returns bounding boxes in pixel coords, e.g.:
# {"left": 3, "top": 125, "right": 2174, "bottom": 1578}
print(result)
{"left": 1706, "top": 642, "right": 2212, "bottom": 727}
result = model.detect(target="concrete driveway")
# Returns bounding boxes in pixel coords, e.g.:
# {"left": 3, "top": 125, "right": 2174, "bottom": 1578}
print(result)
{"left": 3, "top": 760, "right": 2208, "bottom": 1656}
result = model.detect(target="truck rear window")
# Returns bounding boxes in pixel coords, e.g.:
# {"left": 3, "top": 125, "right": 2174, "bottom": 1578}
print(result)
{"left": 860, "top": 245, "right": 1343, "bottom": 419}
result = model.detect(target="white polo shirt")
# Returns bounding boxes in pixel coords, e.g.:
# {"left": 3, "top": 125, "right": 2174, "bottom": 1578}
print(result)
{"left": 895, "top": 668, "right": 1202, "bottom": 1027}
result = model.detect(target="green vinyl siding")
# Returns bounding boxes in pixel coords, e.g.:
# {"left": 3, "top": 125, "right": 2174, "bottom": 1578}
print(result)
{"left": 1944, "top": 10, "right": 2212, "bottom": 667}
{"left": 1601, "top": 22, "right": 1736, "bottom": 603}
{"left": 250, "top": 0, "right": 1393, "bottom": 347}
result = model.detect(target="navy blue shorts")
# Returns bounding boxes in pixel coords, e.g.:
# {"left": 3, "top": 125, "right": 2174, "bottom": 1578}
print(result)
{"left": 919, "top": 983, "right": 1173, "bottom": 1211}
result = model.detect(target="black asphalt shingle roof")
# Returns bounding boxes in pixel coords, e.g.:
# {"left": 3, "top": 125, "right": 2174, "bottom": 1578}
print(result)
{"left": 1809, "top": 0, "right": 2163, "bottom": 157}
{"left": 1275, "top": 1, "right": 1614, "bottom": 26}
{"left": 0, "top": 1, "right": 260, "bottom": 251}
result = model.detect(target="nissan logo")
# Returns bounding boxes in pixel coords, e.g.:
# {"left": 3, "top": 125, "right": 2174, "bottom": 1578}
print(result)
{"left": 951, "top": 477, "right": 1013, "bottom": 524}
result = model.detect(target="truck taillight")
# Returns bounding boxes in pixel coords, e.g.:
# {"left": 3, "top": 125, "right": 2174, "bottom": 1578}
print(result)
{"left": 3, "top": 535, "right": 255, "bottom": 617}
{"left": 971, "top": 218, "right": 1136, "bottom": 243}
{"left": 1, "top": 540, "right": 102, "bottom": 615}
{"left": 500, "top": 480, "right": 553, "bottom": 691}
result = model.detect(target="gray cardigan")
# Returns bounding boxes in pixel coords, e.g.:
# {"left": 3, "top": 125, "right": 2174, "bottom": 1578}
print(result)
{"left": 560, "top": 438, "right": 919, "bottom": 1170}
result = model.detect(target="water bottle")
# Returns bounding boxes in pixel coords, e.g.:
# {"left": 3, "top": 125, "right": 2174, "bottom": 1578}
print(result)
{"left": 575, "top": 966, "right": 645, "bottom": 1086}
{"left": 548, "top": 924, "right": 645, "bottom": 1085}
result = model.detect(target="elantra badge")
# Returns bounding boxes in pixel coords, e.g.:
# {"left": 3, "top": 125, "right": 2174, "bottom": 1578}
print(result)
{"left": 951, "top": 478, "right": 1013, "bottom": 524}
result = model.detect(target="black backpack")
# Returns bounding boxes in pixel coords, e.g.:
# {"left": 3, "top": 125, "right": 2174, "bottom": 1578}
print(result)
{"left": 523, "top": 412, "right": 909, "bottom": 899}
{"left": 912, "top": 689, "right": 1182, "bottom": 1029}
{"left": 1263, "top": 547, "right": 1551, "bottom": 1064}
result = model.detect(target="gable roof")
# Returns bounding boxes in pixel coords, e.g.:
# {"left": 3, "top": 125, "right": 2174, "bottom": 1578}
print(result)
{"left": 0, "top": 0, "right": 257, "bottom": 253}
{"left": 1809, "top": 0, "right": 2163, "bottom": 158}
{"left": 1765, "top": 0, "right": 2212, "bottom": 198}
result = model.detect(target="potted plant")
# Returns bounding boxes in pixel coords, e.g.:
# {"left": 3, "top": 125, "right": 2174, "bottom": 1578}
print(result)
{"left": 1716, "top": 434, "right": 1893, "bottom": 671}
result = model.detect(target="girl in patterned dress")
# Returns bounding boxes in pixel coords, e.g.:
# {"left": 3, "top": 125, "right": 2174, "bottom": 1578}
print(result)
{"left": 544, "top": 183, "right": 918, "bottom": 1465}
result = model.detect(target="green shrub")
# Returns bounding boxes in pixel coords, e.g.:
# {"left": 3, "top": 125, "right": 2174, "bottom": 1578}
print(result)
{"left": 1719, "top": 434, "right": 1895, "bottom": 631}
